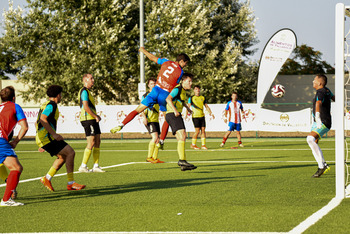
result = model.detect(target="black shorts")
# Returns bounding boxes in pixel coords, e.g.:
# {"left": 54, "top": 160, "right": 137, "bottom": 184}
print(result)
{"left": 165, "top": 113, "right": 185, "bottom": 135}
{"left": 192, "top": 117, "right": 206, "bottom": 128}
{"left": 42, "top": 140, "right": 68, "bottom": 156}
{"left": 81, "top": 120, "right": 101, "bottom": 137}
{"left": 146, "top": 122, "right": 160, "bottom": 134}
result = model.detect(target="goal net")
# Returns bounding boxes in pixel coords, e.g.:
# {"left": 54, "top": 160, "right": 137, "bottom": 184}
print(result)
{"left": 335, "top": 3, "right": 350, "bottom": 199}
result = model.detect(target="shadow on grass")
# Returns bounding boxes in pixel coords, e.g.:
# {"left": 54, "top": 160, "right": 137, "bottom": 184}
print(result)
{"left": 20, "top": 175, "right": 263, "bottom": 205}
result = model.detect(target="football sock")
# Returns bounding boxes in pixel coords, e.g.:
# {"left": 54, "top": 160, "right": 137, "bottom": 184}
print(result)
{"left": 192, "top": 138, "right": 197, "bottom": 146}
{"left": 222, "top": 137, "right": 228, "bottom": 144}
{"left": 3, "top": 170, "right": 21, "bottom": 201}
{"left": 178, "top": 140, "right": 186, "bottom": 160}
{"left": 201, "top": 138, "right": 206, "bottom": 146}
{"left": 307, "top": 135, "right": 325, "bottom": 168}
{"left": 0, "top": 164, "right": 8, "bottom": 182}
{"left": 67, "top": 172, "right": 74, "bottom": 185}
{"left": 148, "top": 142, "right": 155, "bottom": 158}
{"left": 46, "top": 167, "right": 57, "bottom": 181}
{"left": 152, "top": 144, "right": 159, "bottom": 160}
{"left": 93, "top": 147, "right": 100, "bottom": 165}
{"left": 238, "top": 141, "right": 242, "bottom": 145}
{"left": 160, "top": 121, "right": 169, "bottom": 141}
{"left": 82, "top": 148, "right": 92, "bottom": 165}
{"left": 122, "top": 110, "right": 139, "bottom": 125}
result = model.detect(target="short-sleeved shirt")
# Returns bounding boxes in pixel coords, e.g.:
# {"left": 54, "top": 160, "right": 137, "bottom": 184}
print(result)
{"left": 188, "top": 95, "right": 207, "bottom": 118}
{"left": 166, "top": 84, "right": 187, "bottom": 114}
{"left": 142, "top": 92, "right": 159, "bottom": 123}
{"left": 79, "top": 87, "right": 97, "bottom": 121}
{"left": 0, "top": 101, "right": 26, "bottom": 141}
{"left": 225, "top": 100, "right": 243, "bottom": 124}
{"left": 156, "top": 58, "right": 184, "bottom": 92}
{"left": 36, "top": 101, "right": 59, "bottom": 147}
{"left": 312, "top": 87, "right": 334, "bottom": 129}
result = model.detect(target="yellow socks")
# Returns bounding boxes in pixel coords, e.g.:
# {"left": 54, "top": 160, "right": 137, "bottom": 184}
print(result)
{"left": 93, "top": 147, "right": 100, "bottom": 166}
{"left": 82, "top": 148, "right": 92, "bottom": 166}
{"left": 192, "top": 138, "right": 197, "bottom": 146}
{"left": 46, "top": 166, "right": 57, "bottom": 180}
{"left": 67, "top": 172, "right": 74, "bottom": 185}
{"left": 178, "top": 141, "right": 186, "bottom": 160}
{"left": 0, "top": 164, "right": 8, "bottom": 182}
{"left": 201, "top": 138, "right": 206, "bottom": 146}
{"left": 148, "top": 142, "right": 155, "bottom": 159}
{"left": 152, "top": 144, "right": 159, "bottom": 160}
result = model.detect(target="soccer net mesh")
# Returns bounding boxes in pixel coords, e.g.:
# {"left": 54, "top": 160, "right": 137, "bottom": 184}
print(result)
{"left": 343, "top": 6, "right": 350, "bottom": 197}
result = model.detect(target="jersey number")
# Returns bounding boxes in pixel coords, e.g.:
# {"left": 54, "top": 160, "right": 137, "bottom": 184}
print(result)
{"left": 158, "top": 65, "right": 176, "bottom": 84}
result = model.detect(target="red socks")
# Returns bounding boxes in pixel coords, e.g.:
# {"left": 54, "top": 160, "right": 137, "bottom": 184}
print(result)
{"left": 222, "top": 137, "right": 228, "bottom": 144}
{"left": 3, "top": 170, "right": 21, "bottom": 201}
{"left": 122, "top": 110, "right": 139, "bottom": 125}
{"left": 160, "top": 121, "right": 169, "bottom": 141}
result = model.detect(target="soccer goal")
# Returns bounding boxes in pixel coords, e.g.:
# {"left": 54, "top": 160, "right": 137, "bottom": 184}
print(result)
{"left": 335, "top": 3, "right": 350, "bottom": 199}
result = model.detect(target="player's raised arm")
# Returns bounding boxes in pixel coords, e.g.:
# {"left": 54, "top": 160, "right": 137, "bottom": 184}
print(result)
{"left": 139, "top": 47, "right": 159, "bottom": 63}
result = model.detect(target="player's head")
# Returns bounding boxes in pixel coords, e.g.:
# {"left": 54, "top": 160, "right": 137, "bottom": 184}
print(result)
{"left": 0, "top": 86, "right": 15, "bottom": 102}
{"left": 176, "top": 53, "right": 190, "bottom": 68}
{"left": 231, "top": 91, "right": 238, "bottom": 101}
{"left": 313, "top": 74, "right": 327, "bottom": 89}
{"left": 147, "top": 78, "right": 156, "bottom": 90}
{"left": 83, "top": 73, "right": 94, "bottom": 89}
{"left": 47, "top": 85, "right": 63, "bottom": 103}
{"left": 182, "top": 73, "right": 193, "bottom": 90}
{"left": 194, "top": 85, "right": 201, "bottom": 96}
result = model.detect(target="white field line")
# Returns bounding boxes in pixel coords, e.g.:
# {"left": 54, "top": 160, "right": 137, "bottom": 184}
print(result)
{"left": 16, "top": 148, "right": 335, "bottom": 153}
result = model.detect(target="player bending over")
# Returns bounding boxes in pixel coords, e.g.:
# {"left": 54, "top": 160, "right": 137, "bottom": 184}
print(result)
{"left": 36, "top": 85, "right": 86, "bottom": 191}
{"left": 110, "top": 47, "right": 190, "bottom": 133}
{"left": 141, "top": 78, "right": 164, "bottom": 163}
{"left": 307, "top": 74, "right": 334, "bottom": 178}
{"left": 220, "top": 92, "right": 244, "bottom": 148}
{"left": 0, "top": 86, "right": 28, "bottom": 206}
{"left": 165, "top": 73, "right": 196, "bottom": 171}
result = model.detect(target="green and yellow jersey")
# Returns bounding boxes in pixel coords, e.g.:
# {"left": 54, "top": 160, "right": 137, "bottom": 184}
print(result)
{"left": 142, "top": 92, "right": 159, "bottom": 123}
{"left": 35, "top": 100, "right": 59, "bottom": 147}
{"left": 188, "top": 95, "right": 207, "bottom": 118}
{"left": 79, "top": 87, "right": 96, "bottom": 121}
{"left": 166, "top": 84, "right": 187, "bottom": 114}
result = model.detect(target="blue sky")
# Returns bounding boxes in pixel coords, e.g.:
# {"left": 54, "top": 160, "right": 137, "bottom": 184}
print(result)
{"left": 1, "top": 0, "right": 349, "bottom": 65}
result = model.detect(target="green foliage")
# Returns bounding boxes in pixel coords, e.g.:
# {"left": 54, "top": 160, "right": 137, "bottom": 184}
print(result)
{"left": 2, "top": 0, "right": 257, "bottom": 104}
{"left": 280, "top": 44, "right": 335, "bottom": 75}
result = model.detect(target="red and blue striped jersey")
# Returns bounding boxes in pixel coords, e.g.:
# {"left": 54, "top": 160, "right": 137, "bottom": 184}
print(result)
{"left": 225, "top": 100, "right": 243, "bottom": 124}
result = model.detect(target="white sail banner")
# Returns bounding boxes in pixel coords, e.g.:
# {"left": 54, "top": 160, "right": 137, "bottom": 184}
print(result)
{"left": 257, "top": 29, "right": 297, "bottom": 106}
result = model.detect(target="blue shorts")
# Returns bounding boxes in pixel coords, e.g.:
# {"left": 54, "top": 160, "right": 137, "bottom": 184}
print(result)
{"left": 227, "top": 122, "right": 242, "bottom": 132}
{"left": 0, "top": 138, "right": 17, "bottom": 164}
{"left": 311, "top": 122, "right": 330, "bottom": 138}
{"left": 141, "top": 86, "right": 169, "bottom": 112}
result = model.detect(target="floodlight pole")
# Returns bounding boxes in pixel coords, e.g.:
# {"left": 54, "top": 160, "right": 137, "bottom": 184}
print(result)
{"left": 335, "top": 3, "right": 345, "bottom": 199}
{"left": 138, "top": 0, "right": 146, "bottom": 101}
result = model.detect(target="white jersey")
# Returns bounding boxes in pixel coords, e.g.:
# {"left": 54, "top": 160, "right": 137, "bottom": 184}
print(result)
{"left": 225, "top": 100, "right": 243, "bottom": 124}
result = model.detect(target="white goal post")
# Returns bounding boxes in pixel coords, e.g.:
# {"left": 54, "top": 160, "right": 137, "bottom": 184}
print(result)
{"left": 335, "top": 3, "right": 350, "bottom": 199}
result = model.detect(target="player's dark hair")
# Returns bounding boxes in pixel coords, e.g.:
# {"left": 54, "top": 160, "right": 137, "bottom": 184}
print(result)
{"left": 47, "top": 85, "right": 63, "bottom": 98}
{"left": 182, "top": 73, "right": 194, "bottom": 81}
{"left": 176, "top": 53, "right": 190, "bottom": 63}
{"left": 147, "top": 78, "right": 157, "bottom": 84}
{"left": 0, "top": 86, "right": 15, "bottom": 102}
{"left": 194, "top": 85, "right": 201, "bottom": 89}
{"left": 316, "top": 74, "right": 327, "bottom": 86}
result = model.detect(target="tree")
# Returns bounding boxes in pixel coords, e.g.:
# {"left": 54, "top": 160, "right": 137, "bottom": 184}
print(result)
{"left": 0, "top": 38, "right": 23, "bottom": 80}
{"left": 279, "top": 44, "right": 335, "bottom": 75}
{"left": 2, "top": 0, "right": 257, "bottom": 104}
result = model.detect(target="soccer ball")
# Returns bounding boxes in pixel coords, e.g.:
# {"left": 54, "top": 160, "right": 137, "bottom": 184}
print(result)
{"left": 271, "top": 84, "right": 285, "bottom": 98}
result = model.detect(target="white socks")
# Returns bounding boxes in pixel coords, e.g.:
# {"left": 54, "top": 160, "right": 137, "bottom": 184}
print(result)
{"left": 306, "top": 135, "right": 325, "bottom": 169}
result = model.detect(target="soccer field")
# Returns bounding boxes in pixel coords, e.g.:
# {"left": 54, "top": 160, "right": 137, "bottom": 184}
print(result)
{"left": 0, "top": 138, "right": 349, "bottom": 233}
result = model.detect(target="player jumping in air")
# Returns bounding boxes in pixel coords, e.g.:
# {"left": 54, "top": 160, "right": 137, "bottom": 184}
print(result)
{"left": 36, "top": 85, "right": 86, "bottom": 191}
{"left": 220, "top": 92, "right": 244, "bottom": 148}
{"left": 110, "top": 47, "right": 190, "bottom": 133}
{"left": 187, "top": 85, "right": 214, "bottom": 150}
{"left": 307, "top": 74, "right": 334, "bottom": 178}
{"left": 0, "top": 86, "right": 28, "bottom": 206}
